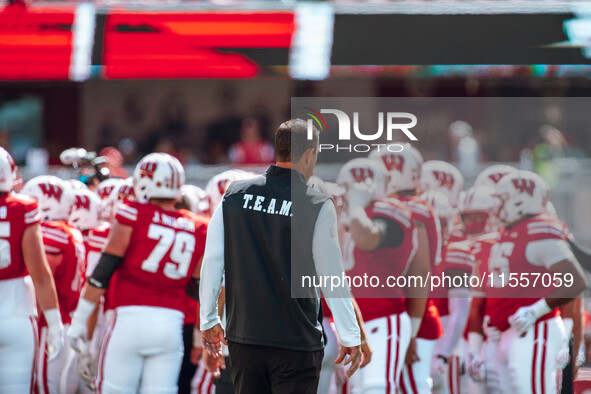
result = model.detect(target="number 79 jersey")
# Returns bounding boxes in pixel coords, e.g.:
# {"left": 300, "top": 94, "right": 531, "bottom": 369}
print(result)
{"left": 110, "top": 201, "right": 209, "bottom": 313}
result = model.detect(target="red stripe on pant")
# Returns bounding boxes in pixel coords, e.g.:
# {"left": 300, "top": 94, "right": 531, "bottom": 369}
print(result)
{"left": 386, "top": 318, "right": 393, "bottom": 393}
{"left": 29, "top": 317, "right": 38, "bottom": 394}
{"left": 96, "top": 311, "right": 117, "bottom": 393}
{"left": 540, "top": 322, "right": 548, "bottom": 394}
{"left": 394, "top": 315, "right": 401, "bottom": 393}
{"left": 532, "top": 322, "right": 539, "bottom": 394}
{"left": 407, "top": 365, "right": 419, "bottom": 394}
{"left": 456, "top": 357, "right": 461, "bottom": 394}
{"left": 448, "top": 356, "right": 454, "bottom": 394}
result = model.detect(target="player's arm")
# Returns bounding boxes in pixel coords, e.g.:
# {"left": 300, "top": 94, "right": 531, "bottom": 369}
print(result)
{"left": 435, "top": 268, "right": 471, "bottom": 358}
{"left": 509, "top": 238, "right": 587, "bottom": 334}
{"left": 573, "top": 297, "right": 584, "bottom": 377}
{"left": 22, "top": 223, "right": 60, "bottom": 315}
{"left": 22, "top": 222, "right": 64, "bottom": 359}
{"left": 68, "top": 222, "right": 132, "bottom": 352}
{"left": 405, "top": 223, "right": 429, "bottom": 337}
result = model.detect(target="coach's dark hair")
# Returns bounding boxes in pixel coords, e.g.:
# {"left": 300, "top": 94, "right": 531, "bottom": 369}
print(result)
{"left": 274, "top": 118, "right": 319, "bottom": 163}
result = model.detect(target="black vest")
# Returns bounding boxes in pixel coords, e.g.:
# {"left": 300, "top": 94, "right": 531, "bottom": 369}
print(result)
{"left": 222, "top": 166, "right": 329, "bottom": 351}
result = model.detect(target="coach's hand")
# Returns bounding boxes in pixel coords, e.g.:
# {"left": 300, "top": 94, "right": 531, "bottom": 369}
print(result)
{"left": 201, "top": 323, "right": 227, "bottom": 359}
{"left": 335, "top": 345, "right": 362, "bottom": 377}
{"left": 360, "top": 341, "right": 372, "bottom": 368}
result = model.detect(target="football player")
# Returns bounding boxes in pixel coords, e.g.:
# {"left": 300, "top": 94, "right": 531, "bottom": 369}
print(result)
{"left": 22, "top": 175, "right": 85, "bottom": 394}
{"left": 422, "top": 191, "right": 473, "bottom": 394}
{"left": 67, "top": 153, "right": 209, "bottom": 394}
{"left": 0, "top": 150, "right": 63, "bottom": 394}
{"left": 370, "top": 145, "right": 443, "bottom": 394}
{"left": 337, "top": 157, "right": 429, "bottom": 393}
{"left": 484, "top": 171, "right": 587, "bottom": 393}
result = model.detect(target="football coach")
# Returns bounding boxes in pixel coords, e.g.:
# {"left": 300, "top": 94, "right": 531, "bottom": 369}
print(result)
{"left": 199, "top": 118, "right": 362, "bottom": 393}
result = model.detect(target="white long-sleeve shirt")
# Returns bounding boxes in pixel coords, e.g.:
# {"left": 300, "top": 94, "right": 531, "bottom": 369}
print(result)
{"left": 199, "top": 200, "right": 361, "bottom": 347}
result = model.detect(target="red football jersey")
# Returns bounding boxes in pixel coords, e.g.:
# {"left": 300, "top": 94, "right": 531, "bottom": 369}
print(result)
{"left": 85, "top": 223, "right": 110, "bottom": 276}
{"left": 351, "top": 198, "right": 417, "bottom": 322}
{"left": 0, "top": 193, "right": 40, "bottom": 280}
{"left": 432, "top": 240, "right": 474, "bottom": 317}
{"left": 399, "top": 195, "right": 443, "bottom": 340}
{"left": 40, "top": 220, "right": 86, "bottom": 326}
{"left": 486, "top": 215, "right": 567, "bottom": 331}
{"left": 110, "top": 202, "right": 208, "bottom": 314}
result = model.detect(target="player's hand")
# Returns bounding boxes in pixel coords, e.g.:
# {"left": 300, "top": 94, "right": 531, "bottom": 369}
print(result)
{"left": 47, "top": 321, "right": 64, "bottom": 361}
{"left": 467, "top": 352, "right": 486, "bottom": 382}
{"left": 334, "top": 363, "right": 348, "bottom": 386}
{"left": 431, "top": 355, "right": 448, "bottom": 390}
{"left": 66, "top": 320, "right": 87, "bottom": 354}
{"left": 190, "top": 347, "right": 203, "bottom": 365}
{"left": 335, "top": 345, "right": 362, "bottom": 377}
{"left": 346, "top": 181, "right": 375, "bottom": 212}
{"left": 508, "top": 305, "right": 537, "bottom": 335}
{"left": 203, "top": 349, "right": 226, "bottom": 378}
{"left": 360, "top": 341, "right": 373, "bottom": 368}
{"left": 482, "top": 316, "right": 501, "bottom": 342}
{"left": 201, "top": 323, "right": 227, "bottom": 359}
{"left": 555, "top": 340, "right": 570, "bottom": 369}
{"left": 405, "top": 337, "right": 420, "bottom": 365}
{"left": 77, "top": 342, "right": 96, "bottom": 390}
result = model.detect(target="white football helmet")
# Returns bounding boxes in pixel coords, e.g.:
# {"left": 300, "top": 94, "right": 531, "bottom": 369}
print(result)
{"left": 421, "top": 190, "right": 455, "bottom": 242}
{"left": 21, "top": 176, "right": 74, "bottom": 221}
{"left": 459, "top": 185, "right": 499, "bottom": 236}
{"left": 0, "top": 148, "right": 15, "bottom": 193}
{"left": 180, "top": 184, "right": 210, "bottom": 215}
{"left": 133, "top": 153, "right": 185, "bottom": 203}
{"left": 420, "top": 160, "right": 465, "bottom": 207}
{"left": 495, "top": 171, "right": 549, "bottom": 225}
{"left": 336, "top": 158, "right": 388, "bottom": 203}
{"left": 67, "top": 179, "right": 88, "bottom": 191}
{"left": 205, "top": 169, "right": 256, "bottom": 214}
{"left": 369, "top": 143, "right": 423, "bottom": 195}
{"left": 474, "top": 164, "right": 517, "bottom": 188}
{"left": 69, "top": 189, "right": 102, "bottom": 231}
{"left": 97, "top": 178, "right": 125, "bottom": 222}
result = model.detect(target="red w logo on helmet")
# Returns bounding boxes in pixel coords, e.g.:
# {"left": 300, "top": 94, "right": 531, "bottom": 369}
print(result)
{"left": 512, "top": 178, "right": 535, "bottom": 196}
{"left": 98, "top": 186, "right": 114, "bottom": 200}
{"left": 38, "top": 183, "right": 63, "bottom": 201}
{"left": 488, "top": 173, "right": 505, "bottom": 184}
{"left": 74, "top": 195, "right": 90, "bottom": 211}
{"left": 139, "top": 161, "right": 157, "bottom": 180}
{"left": 380, "top": 154, "right": 404, "bottom": 173}
{"left": 217, "top": 180, "right": 229, "bottom": 195}
{"left": 432, "top": 171, "right": 455, "bottom": 190}
{"left": 350, "top": 167, "right": 374, "bottom": 183}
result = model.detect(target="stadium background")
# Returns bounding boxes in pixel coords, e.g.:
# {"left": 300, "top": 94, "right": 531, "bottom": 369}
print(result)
{"left": 3, "top": 0, "right": 591, "bottom": 385}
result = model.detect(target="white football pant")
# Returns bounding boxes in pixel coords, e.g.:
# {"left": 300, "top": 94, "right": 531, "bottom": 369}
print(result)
{"left": 495, "top": 316, "right": 564, "bottom": 394}
{"left": 350, "top": 312, "right": 411, "bottom": 394}
{"left": 94, "top": 306, "right": 184, "bottom": 394}
{"left": 400, "top": 338, "right": 435, "bottom": 394}
{"left": 0, "top": 316, "right": 37, "bottom": 394}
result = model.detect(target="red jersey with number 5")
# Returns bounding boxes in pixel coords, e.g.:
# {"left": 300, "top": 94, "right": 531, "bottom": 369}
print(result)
{"left": 486, "top": 215, "right": 570, "bottom": 331}
{"left": 110, "top": 202, "right": 208, "bottom": 314}
{"left": 41, "top": 220, "right": 86, "bottom": 326}
{"left": 0, "top": 193, "right": 40, "bottom": 280}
